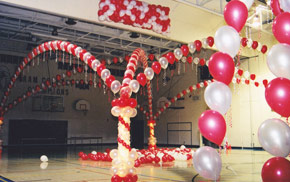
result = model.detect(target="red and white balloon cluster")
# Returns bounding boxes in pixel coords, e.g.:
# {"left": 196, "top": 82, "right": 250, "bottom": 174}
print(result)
{"left": 195, "top": 1, "right": 249, "bottom": 180}
{"left": 241, "top": 37, "right": 268, "bottom": 54}
{"left": 98, "top": 0, "right": 171, "bottom": 35}
{"left": 258, "top": 1, "right": 290, "bottom": 181}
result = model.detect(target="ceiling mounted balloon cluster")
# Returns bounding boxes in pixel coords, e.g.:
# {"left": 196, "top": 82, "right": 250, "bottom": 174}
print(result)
{"left": 98, "top": 0, "right": 170, "bottom": 35}
{"left": 258, "top": 1, "right": 290, "bottom": 181}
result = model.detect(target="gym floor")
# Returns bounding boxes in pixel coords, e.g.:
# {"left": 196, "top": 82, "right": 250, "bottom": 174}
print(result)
{"left": 0, "top": 146, "right": 275, "bottom": 182}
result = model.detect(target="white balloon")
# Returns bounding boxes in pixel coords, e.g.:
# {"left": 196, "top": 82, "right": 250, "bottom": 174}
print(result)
{"left": 159, "top": 57, "right": 168, "bottom": 69}
{"left": 110, "top": 80, "right": 121, "bottom": 94}
{"left": 40, "top": 155, "right": 48, "bottom": 162}
{"left": 280, "top": 0, "right": 290, "bottom": 12}
{"left": 111, "top": 106, "right": 121, "bottom": 117}
{"left": 267, "top": 43, "right": 290, "bottom": 79}
{"left": 144, "top": 67, "right": 154, "bottom": 80}
{"left": 188, "top": 42, "right": 196, "bottom": 53}
{"left": 131, "top": 108, "right": 137, "bottom": 118}
{"left": 174, "top": 48, "right": 183, "bottom": 60}
{"left": 129, "top": 80, "right": 140, "bottom": 93}
{"left": 101, "top": 69, "right": 110, "bottom": 81}
{"left": 215, "top": 26, "right": 240, "bottom": 57}
{"left": 239, "top": 0, "right": 254, "bottom": 10}
{"left": 204, "top": 82, "right": 232, "bottom": 115}
{"left": 110, "top": 149, "right": 118, "bottom": 159}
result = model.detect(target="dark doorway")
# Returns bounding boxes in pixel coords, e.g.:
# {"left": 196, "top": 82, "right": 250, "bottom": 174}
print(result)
{"left": 130, "top": 119, "right": 144, "bottom": 149}
{"left": 9, "top": 119, "right": 68, "bottom": 146}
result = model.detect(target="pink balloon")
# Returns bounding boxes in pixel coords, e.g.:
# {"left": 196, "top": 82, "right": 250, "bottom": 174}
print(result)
{"left": 198, "top": 110, "right": 226, "bottom": 146}
{"left": 265, "top": 77, "right": 290, "bottom": 117}
{"left": 271, "top": 0, "right": 284, "bottom": 17}
{"left": 273, "top": 12, "right": 290, "bottom": 45}
{"left": 262, "top": 157, "right": 290, "bottom": 182}
{"left": 208, "top": 52, "right": 235, "bottom": 85}
{"left": 224, "top": 0, "right": 248, "bottom": 32}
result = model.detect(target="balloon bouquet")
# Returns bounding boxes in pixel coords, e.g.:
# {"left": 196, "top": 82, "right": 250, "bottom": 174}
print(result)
{"left": 258, "top": 0, "right": 290, "bottom": 181}
{"left": 194, "top": 0, "right": 249, "bottom": 180}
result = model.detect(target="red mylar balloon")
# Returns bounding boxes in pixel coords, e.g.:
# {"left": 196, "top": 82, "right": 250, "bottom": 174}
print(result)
{"left": 166, "top": 52, "right": 175, "bottom": 64}
{"left": 208, "top": 52, "right": 235, "bottom": 85}
{"left": 181, "top": 45, "right": 189, "bottom": 56}
{"left": 273, "top": 12, "right": 290, "bottom": 45}
{"left": 265, "top": 77, "right": 290, "bottom": 117}
{"left": 152, "top": 61, "right": 161, "bottom": 74}
{"left": 198, "top": 110, "right": 226, "bottom": 146}
{"left": 194, "top": 40, "right": 202, "bottom": 52}
{"left": 207, "top": 36, "right": 214, "bottom": 47}
{"left": 224, "top": 0, "right": 248, "bottom": 32}
{"left": 271, "top": 0, "right": 284, "bottom": 17}
{"left": 261, "top": 157, "right": 290, "bottom": 182}
{"left": 137, "top": 73, "right": 147, "bottom": 86}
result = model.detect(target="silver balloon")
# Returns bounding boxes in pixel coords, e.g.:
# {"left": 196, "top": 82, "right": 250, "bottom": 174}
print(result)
{"left": 267, "top": 43, "right": 290, "bottom": 79}
{"left": 215, "top": 26, "right": 240, "bottom": 58}
{"left": 280, "top": 0, "right": 290, "bottom": 12}
{"left": 204, "top": 81, "right": 232, "bottom": 115}
{"left": 193, "top": 146, "right": 222, "bottom": 180}
{"left": 174, "top": 48, "right": 183, "bottom": 60}
{"left": 258, "top": 118, "right": 290, "bottom": 157}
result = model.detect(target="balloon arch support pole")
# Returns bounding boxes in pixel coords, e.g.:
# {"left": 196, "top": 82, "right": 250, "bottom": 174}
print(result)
{"left": 148, "top": 120, "right": 157, "bottom": 150}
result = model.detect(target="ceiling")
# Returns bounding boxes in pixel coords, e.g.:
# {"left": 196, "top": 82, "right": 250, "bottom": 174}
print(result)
{"left": 0, "top": 0, "right": 273, "bottom": 60}
{"left": 0, "top": 3, "right": 182, "bottom": 59}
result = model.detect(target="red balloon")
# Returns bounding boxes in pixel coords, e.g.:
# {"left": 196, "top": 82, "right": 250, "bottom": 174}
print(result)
{"left": 113, "top": 57, "right": 118, "bottom": 64}
{"left": 224, "top": 0, "right": 248, "bottom": 32}
{"left": 250, "top": 74, "right": 256, "bottom": 80}
{"left": 238, "top": 69, "right": 243, "bottom": 76}
{"left": 137, "top": 73, "right": 147, "bottom": 86}
{"left": 198, "top": 110, "right": 226, "bottom": 146}
{"left": 148, "top": 54, "right": 155, "bottom": 61}
{"left": 262, "top": 157, "right": 290, "bottom": 182}
{"left": 208, "top": 52, "right": 235, "bottom": 85}
{"left": 105, "top": 75, "right": 115, "bottom": 88}
{"left": 181, "top": 45, "right": 189, "bottom": 56}
{"left": 128, "top": 98, "right": 137, "bottom": 108}
{"left": 261, "top": 45, "right": 268, "bottom": 54}
{"left": 187, "top": 56, "right": 193, "bottom": 64}
{"left": 111, "top": 175, "right": 122, "bottom": 182}
{"left": 111, "top": 99, "right": 119, "bottom": 107}
{"left": 194, "top": 40, "right": 202, "bottom": 52}
{"left": 265, "top": 77, "right": 290, "bottom": 117}
{"left": 273, "top": 12, "right": 290, "bottom": 45}
{"left": 241, "top": 37, "right": 248, "bottom": 47}
{"left": 263, "top": 79, "right": 268, "bottom": 87}
{"left": 252, "top": 41, "right": 258, "bottom": 49}
{"left": 166, "top": 52, "right": 175, "bottom": 64}
{"left": 207, "top": 36, "right": 214, "bottom": 47}
{"left": 152, "top": 61, "right": 161, "bottom": 74}
{"left": 271, "top": 0, "right": 284, "bottom": 17}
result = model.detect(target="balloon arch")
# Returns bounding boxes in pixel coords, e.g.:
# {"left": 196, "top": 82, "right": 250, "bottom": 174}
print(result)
{"left": 1, "top": 0, "right": 290, "bottom": 181}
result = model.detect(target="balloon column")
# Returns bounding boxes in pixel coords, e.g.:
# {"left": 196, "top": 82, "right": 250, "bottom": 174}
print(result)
{"left": 195, "top": 0, "right": 249, "bottom": 180}
{"left": 259, "top": 1, "right": 290, "bottom": 181}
